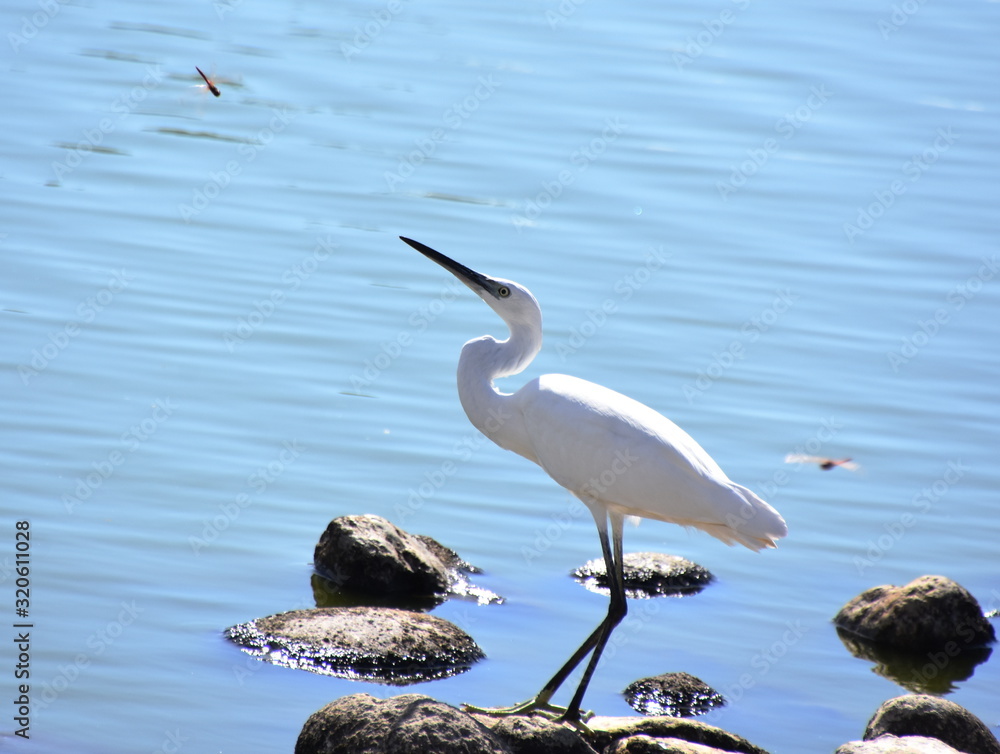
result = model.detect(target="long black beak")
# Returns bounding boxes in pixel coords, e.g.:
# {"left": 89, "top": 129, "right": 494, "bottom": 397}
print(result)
{"left": 400, "top": 236, "right": 496, "bottom": 297}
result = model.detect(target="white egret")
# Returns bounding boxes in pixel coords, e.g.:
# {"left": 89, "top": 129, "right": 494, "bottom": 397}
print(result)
{"left": 400, "top": 237, "right": 787, "bottom": 724}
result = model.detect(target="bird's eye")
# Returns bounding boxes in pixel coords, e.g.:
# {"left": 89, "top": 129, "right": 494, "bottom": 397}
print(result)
{"left": 497, "top": 286, "right": 511, "bottom": 298}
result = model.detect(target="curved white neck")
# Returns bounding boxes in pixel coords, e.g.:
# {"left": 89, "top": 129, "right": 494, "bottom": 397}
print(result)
{"left": 455, "top": 321, "right": 541, "bottom": 459}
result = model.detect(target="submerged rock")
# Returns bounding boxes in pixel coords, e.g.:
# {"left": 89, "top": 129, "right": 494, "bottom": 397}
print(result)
{"left": 295, "top": 694, "right": 510, "bottom": 754}
{"left": 313, "top": 515, "right": 501, "bottom": 605}
{"left": 623, "top": 672, "right": 725, "bottom": 718}
{"left": 226, "top": 606, "right": 484, "bottom": 684}
{"left": 834, "top": 575, "right": 995, "bottom": 650}
{"left": 573, "top": 553, "right": 713, "bottom": 598}
{"left": 863, "top": 695, "right": 1000, "bottom": 754}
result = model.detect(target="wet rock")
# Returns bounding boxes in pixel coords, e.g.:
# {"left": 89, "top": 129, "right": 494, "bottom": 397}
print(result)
{"left": 416, "top": 534, "right": 477, "bottom": 573}
{"left": 313, "top": 515, "right": 501, "bottom": 605}
{"left": 834, "top": 575, "right": 995, "bottom": 650}
{"left": 475, "top": 712, "right": 764, "bottom": 754}
{"left": 863, "top": 695, "right": 1000, "bottom": 754}
{"left": 836, "top": 735, "right": 963, "bottom": 754}
{"left": 313, "top": 515, "right": 450, "bottom": 595}
{"left": 478, "top": 715, "right": 599, "bottom": 754}
{"left": 573, "top": 553, "right": 713, "bottom": 598}
{"left": 586, "top": 715, "right": 768, "bottom": 754}
{"left": 226, "top": 606, "right": 484, "bottom": 684}
{"left": 295, "top": 696, "right": 769, "bottom": 754}
{"left": 608, "top": 735, "right": 740, "bottom": 754}
{"left": 623, "top": 672, "right": 725, "bottom": 718}
{"left": 295, "top": 694, "right": 510, "bottom": 754}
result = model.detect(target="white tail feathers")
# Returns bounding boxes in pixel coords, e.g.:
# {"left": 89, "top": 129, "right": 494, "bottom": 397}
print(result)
{"left": 708, "top": 482, "right": 788, "bottom": 552}
{"left": 609, "top": 480, "right": 787, "bottom": 552}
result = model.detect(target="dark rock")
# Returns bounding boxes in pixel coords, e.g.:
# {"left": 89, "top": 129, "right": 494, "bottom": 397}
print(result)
{"left": 295, "top": 696, "right": 770, "bottom": 754}
{"left": 225, "top": 606, "right": 484, "bottom": 684}
{"left": 314, "top": 515, "right": 451, "bottom": 596}
{"left": 863, "top": 695, "right": 1000, "bottom": 754}
{"left": 834, "top": 575, "right": 995, "bottom": 650}
{"left": 587, "top": 715, "right": 768, "bottom": 754}
{"left": 479, "top": 715, "right": 599, "bottom": 754}
{"left": 573, "top": 553, "right": 713, "bottom": 598}
{"left": 295, "top": 694, "right": 511, "bottom": 754}
{"left": 835, "top": 628, "right": 991, "bottom": 694}
{"left": 836, "top": 735, "right": 963, "bottom": 754}
{"left": 469, "top": 711, "right": 765, "bottom": 754}
{"left": 623, "top": 672, "right": 725, "bottom": 718}
{"left": 313, "top": 515, "right": 501, "bottom": 605}
{"left": 416, "top": 534, "right": 480, "bottom": 573}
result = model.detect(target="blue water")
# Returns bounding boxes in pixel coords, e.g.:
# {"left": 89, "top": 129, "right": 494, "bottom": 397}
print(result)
{"left": 2, "top": 1, "right": 999, "bottom": 751}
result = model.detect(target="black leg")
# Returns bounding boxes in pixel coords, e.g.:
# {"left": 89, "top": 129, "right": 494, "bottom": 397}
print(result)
{"left": 561, "top": 511, "right": 626, "bottom": 722}
{"left": 530, "top": 509, "right": 622, "bottom": 707}
{"left": 462, "top": 509, "right": 628, "bottom": 722}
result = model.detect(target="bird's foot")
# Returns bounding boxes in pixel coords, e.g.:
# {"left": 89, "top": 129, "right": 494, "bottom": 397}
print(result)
{"left": 556, "top": 712, "right": 595, "bottom": 736}
{"left": 462, "top": 696, "right": 567, "bottom": 720}
{"left": 463, "top": 698, "right": 595, "bottom": 733}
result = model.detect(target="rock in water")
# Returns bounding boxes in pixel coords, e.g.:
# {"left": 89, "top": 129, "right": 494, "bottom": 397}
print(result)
{"left": 834, "top": 575, "right": 995, "bottom": 649}
{"left": 623, "top": 672, "right": 725, "bottom": 718}
{"left": 314, "top": 515, "right": 452, "bottom": 595}
{"left": 573, "top": 552, "right": 713, "bottom": 598}
{"left": 314, "top": 514, "right": 501, "bottom": 605}
{"left": 863, "top": 695, "right": 1000, "bottom": 754}
{"left": 226, "top": 607, "right": 484, "bottom": 684}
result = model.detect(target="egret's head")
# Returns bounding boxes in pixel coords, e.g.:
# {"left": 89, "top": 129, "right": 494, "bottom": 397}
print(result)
{"left": 400, "top": 237, "right": 541, "bottom": 331}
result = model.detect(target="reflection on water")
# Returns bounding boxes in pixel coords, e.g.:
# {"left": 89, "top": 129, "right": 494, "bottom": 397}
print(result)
{"left": 310, "top": 571, "right": 502, "bottom": 610}
{"left": 836, "top": 628, "right": 993, "bottom": 694}
{"left": 311, "top": 572, "right": 447, "bottom": 611}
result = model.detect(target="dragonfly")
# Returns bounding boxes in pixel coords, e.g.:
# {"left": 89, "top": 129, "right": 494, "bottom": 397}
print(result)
{"left": 195, "top": 66, "right": 221, "bottom": 97}
{"left": 784, "top": 454, "right": 860, "bottom": 471}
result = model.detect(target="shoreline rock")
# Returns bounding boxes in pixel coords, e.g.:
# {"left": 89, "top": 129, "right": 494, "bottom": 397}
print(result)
{"left": 295, "top": 694, "right": 770, "bottom": 754}
{"left": 295, "top": 692, "right": 1000, "bottom": 754}
{"left": 296, "top": 694, "right": 511, "bottom": 754}
{"left": 863, "top": 695, "right": 1000, "bottom": 754}
{"left": 835, "top": 735, "right": 963, "bottom": 754}
{"left": 581, "top": 715, "right": 767, "bottom": 754}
